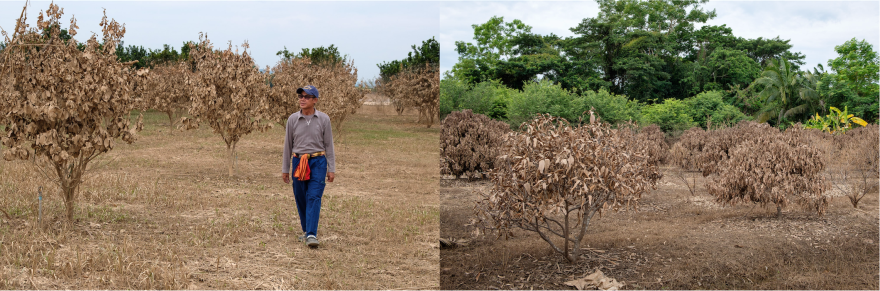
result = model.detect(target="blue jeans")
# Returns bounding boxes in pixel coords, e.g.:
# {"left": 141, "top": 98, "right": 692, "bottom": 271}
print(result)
{"left": 291, "top": 155, "right": 327, "bottom": 237}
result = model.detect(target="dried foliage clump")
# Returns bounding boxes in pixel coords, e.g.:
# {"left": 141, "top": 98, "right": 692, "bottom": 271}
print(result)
{"left": 836, "top": 124, "right": 879, "bottom": 175}
{"left": 670, "top": 127, "right": 707, "bottom": 171}
{"left": 697, "top": 121, "right": 779, "bottom": 176}
{"left": 384, "top": 64, "right": 439, "bottom": 128}
{"left": 669, "top": 127, "right": 709, "bottom": 196}
{"left": 670, "top": 148, "right": 697, "bottom": 196}
{"left": 707, "top": 126, "right": 830, "bottom": 216}
{"left": 824, "top": 124, "right": 879, "bottom": 208}
{"left": 0, "top": 3, "right": 143, "bottom": 220}
{"left": 475, "top": 113, "right": 661, "bottom": 263}
{"left": 137, "top": 62, "right": 194, "bottom": 134}
{"left": 440, "top": 110, "right": 510, "bottom": 179}
{"left": 182, "top": 34, "right": 271, "bottom": 177}
{"left": 267, "top": 57, "right": 365, "bottom": 132}
{"left": 636, "top": 124, "right": 669, "bottom": 166}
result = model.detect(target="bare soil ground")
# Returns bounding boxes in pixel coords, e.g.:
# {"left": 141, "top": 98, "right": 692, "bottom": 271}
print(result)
{"left": 440, "top": 167, "right": 879, "bottom": 290}
{"left": 0, "top": 104, "right": 439, "bottom": 289}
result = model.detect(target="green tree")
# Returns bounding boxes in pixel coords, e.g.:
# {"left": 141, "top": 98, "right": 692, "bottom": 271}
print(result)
{"left": 492, "top": 33, "right": 565, "bottom": 90}
{"left": 736, "top": 36, "right": 805, "bottom": 69}
{"left": 811, "top": 64, "right": 853, "bottom": 117}
{"left": 796, "top": 67, "right": 830, "bottom": 117}
{"left": 688, "top": 47, "right": 761, "bottom": 94}
{"left": 277, "top": 44, "right": 348, "bottom": 66}
{"left": 568, "top": 0, "right": 717, "bottom": 103}
{"left": 674, "top": 25, "right": 804, "bottom": 98}
{"left": 827, "top": 38, "right": 879, "bottom": 123}
{"left": 114, "top": 43, "right": 149, "bottom": 69}
{"left": 147, "top": 44, "right": 181, "bottom": 66}
{"left": 450, "top": 16, "right": 532, "bottom": 83}
{"left": 180, "top": 41, "right": 195, "bottom": 61}
{"left": 378, "top": 37, "right": 440, "bottom": 80}
{"left": 752, "top": 58, "right": 824, "bottom": 126}
{"left": 405, "top": 36, "right": 440, "bottom": 66}
{"left": 552, "top": 36, "right": 611, "bottom": 93}
{"left": 41, "top": 24, "right": 73, "bottom": 43}
{"left": 114, "top": 43, "right": 192, "bottom": 69}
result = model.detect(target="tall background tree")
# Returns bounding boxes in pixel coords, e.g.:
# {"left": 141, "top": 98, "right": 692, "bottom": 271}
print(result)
{"left": 277, "top": 44, "right": 347, "bottom": 67}
{"left": 442, "top": 0, "right": 876, "bottom": 131}
{"left": 751, "top": 57, "right": 804, "bottom": 126}
{"left": 378, "top": 36, "right": 440, "bottom": 80}
{"left": 825, "top": 38, "right": 879, "bottom": 123}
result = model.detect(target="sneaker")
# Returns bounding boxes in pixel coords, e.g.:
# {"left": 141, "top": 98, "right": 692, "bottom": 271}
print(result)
{"left": 306, "top": 235, "right": 319, "bottom": 248}
{"left": 297, "top": 234, "right": 306, "bottom": 242}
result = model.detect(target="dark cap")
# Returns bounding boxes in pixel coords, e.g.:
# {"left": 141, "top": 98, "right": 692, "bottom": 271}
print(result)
{"left": 296, "top": 85, "right": 319, "bottom": 98}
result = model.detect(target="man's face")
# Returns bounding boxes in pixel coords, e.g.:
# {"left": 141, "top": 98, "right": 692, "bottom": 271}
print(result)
{"left": 299, "top": 92, "right": 317, "bottom": 110}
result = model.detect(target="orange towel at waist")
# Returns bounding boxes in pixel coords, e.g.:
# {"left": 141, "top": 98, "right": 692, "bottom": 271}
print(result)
{"left": 293, "top": 152, "right": 325, "bottom": 181}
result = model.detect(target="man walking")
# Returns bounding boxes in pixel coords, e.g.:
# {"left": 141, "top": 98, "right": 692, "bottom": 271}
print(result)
{"left": 281, "top": 85, "right": 335, "bottom": 248}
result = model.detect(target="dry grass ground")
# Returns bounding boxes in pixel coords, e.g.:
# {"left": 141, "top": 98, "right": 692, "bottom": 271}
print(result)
{"left": 440, "top": 167, "right": 879, "bottom": 290}
{"left": 0, "top": 102, "right": 439, "bottom": 289}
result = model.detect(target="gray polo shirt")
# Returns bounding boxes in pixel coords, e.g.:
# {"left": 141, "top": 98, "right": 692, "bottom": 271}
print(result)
{"left": 282, "top": 109, "right": 336, "bottom": 173}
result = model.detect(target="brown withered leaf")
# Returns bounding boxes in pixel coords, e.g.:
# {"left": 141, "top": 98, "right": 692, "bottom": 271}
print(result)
{"left": 0, "top": 3, "right": 142, "bottom": 221}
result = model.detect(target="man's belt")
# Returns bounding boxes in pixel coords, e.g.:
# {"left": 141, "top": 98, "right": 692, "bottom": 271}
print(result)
{"left": 293, "top": 151, "right": 325, "bottom": 181}
{"left": 293, "top": 151, "right": 325, "bottom": 158}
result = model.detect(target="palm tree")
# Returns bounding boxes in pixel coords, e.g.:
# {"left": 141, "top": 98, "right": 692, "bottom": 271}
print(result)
{"left": 752, "top": 58, "right": 831, "bottom": 126}
{"left": 752, "top": 57, "right": 800, "bottom": 126}
{"left": 793, "top": 67, "right": 828, "bottom": 118}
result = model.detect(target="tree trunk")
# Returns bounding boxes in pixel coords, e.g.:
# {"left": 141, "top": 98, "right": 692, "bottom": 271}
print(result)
{"left": 778, "top": 108, "right": 784, "bottom": 128}
{"left": 228, "top": 142, "right": 237, "bottom": 177}
{"left": 850, "top": 185, "right": 859, "bottom": 208}
{"left": 64, "top": 183, "right": 76, "bottom": 222}
{"left": 166, "top": 110, "right": 175, "bottom": 135}
{"left": 563, "top": 208, "right": 577, "bottom": 263}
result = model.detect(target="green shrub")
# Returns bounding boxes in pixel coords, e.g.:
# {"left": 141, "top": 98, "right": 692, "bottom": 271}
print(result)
{"left": 486, "top": 83, "right": 514, "bottom": 120}
{"left": 683, "top": 91, "right": 748, "bottom": 128}
{"left": 507, "top": 80, "right": 645, "bottom": 127}
{"left": 507, "top": 80, "right": 580, "bottom": 126}
{"left": 458, "top": 81, "right": 500, "bottom": 118}
{"left": 708, "top": 104, "right": 749, "bottom": 128}
{"left": 439, "top": 78, "right": 469, "bottom": 120}
{"left": 441, "top": 79, "right": 516, "bottom": 121}
{"left": 642, "top": 99, "right": 696, "bottom": 132}
{"left": 578, "top": 88, "right": 642, "bottom": 125}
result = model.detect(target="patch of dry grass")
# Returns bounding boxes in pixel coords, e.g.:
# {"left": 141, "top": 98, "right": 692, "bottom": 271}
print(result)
{"left": 0, "top": 105, "right": 439, "bottom": 289}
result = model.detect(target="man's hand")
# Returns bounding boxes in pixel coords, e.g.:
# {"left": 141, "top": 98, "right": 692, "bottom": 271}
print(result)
{"left": 282, "top": 173, "right": 290, "bottom": 184}
{"left": 327, "top": 172, "right": 335, "bottom": 183}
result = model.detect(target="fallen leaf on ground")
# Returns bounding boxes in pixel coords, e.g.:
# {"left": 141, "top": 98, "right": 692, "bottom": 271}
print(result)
{"left": 564, "top": 270, "right": 624, "bottom": 290}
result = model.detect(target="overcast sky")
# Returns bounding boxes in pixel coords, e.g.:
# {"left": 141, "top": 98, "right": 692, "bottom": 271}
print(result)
{"left": 440, "top": 0, "right": 880, "bottom": 78}
{"left": 0, "top": 0, "right": 439, "bottom": 81}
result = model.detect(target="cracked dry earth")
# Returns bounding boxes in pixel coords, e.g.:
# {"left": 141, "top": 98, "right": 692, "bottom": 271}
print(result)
{"left": 440, "top": 167, "right": 879, "bottom": 290}
{"left": 0, "top": 105, "right": 439, "bottom": 289}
